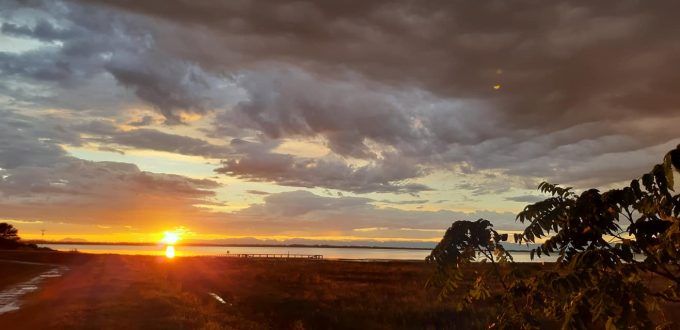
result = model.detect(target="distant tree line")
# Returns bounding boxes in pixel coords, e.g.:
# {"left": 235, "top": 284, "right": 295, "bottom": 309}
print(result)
{"left": 0, "top": 222, "right": 40, "bottom": 249}
{"left": 428, "top": 145, "right": 680, "bottom": 329}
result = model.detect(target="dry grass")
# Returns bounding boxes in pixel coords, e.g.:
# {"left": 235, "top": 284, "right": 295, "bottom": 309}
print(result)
{"left": 0, "top": 252, "right": 480, "bottom": 329}
{"left": 1, "top": 251, "right": 675, "bottom": 329}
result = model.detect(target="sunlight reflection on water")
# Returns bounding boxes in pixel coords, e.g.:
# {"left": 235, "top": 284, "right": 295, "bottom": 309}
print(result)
{"left": 40, "top": 244, "right": 565, "bottom": 262}
{"left": 165, "top": 245, "right": 175, "bottom": 258}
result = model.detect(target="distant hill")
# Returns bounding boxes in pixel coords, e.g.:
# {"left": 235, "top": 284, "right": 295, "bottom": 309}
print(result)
{"left": 183, "top": 237, "right": 437, "bottom": 249}
{"left": 34, "top": 237, "right": 538, "bottom": 251}
{"left": 59, "top": 238, "right": 89, "bottom": 243}
{"left": 183, "top": 237, "right": 538, "bottom": 251}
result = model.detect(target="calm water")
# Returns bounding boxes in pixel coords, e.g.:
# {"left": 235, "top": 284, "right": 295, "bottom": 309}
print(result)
{"left": 40, "top": 244, "right": 556, "bottom": 262}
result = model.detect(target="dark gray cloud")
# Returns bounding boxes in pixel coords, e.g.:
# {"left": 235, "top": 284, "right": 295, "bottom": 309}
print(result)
{"left": 127, "top": 115, "right": 154, "bottom": 127}
{"left": 215, "top": 138, "right": 431, "bottom": 194}
{"left": 2, "top": 107, "right": 429, "bottom": 195}
{"left": 74, "top": 120, "right": 232, "bottom": 158}
{"left": 505, "top": 195, "right": 546, "bottom": 204}
{"left": 215, "top": 68, "right": 429, "bottom": 159}
{"left": 81, "top": 0, "right": 680, "bottom": 188}
{"left": 246, "top": 190, "right": 271, "bottom": 195}
{"left": 2, "top": 0, "right": 680, "bottom": 195}
{"left": 218, "top": 190, "right": 521, "bottom": 236}
{"left": 242, "top": 190, "right": 373, "bottom": 218}
{"left": 104, "top": 51, "right": 230, "bottom": 123}
{"left": 87, "top": 0, "right": 680, "bottom": 121}
{"left": 377, "top": 199, "right": 429, "bottom": 205}
{"left": 0, "top": 111, "right": 232, "bottom": 160}
{"left": 110, "top": 128, "right": 230, "bottom": 158}
{"left": 455, "top": 181, "right": 513, "bottom": 197}
{"left": 1, "top": 19, "right": 79, "bottom": 42}
{"left": 0, "top": 0, "right": 233, "bottom": 122}
{"left": 0, "top": 110, "right": 80, "bottom": 169}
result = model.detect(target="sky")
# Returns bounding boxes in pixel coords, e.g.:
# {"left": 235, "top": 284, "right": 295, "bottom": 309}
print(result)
{"left": 1, "top": 0, "right": 679, "bottom": 245}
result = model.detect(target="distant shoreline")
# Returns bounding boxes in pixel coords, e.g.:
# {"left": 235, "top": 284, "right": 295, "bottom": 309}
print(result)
{"left": 29, "top": 241, "right": 534, "bottom": 253}
{"left": 30, "top": 241, "right": 435, "bottom": 251}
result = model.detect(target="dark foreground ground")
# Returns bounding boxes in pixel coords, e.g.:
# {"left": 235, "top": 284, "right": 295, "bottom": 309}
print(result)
{"left": 0, "top": 250, "right": 477, "bottom": 329}
{"left": 1, "top": 251, "right": 677, "bottom": 329}
{"left": 0, "top": 260, "right": 54, "bottom": 291}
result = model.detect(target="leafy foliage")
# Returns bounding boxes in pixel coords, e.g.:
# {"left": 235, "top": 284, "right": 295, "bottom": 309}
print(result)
{"left": 429, "top": 145, "right": 680, "bottom": 329}
{"left": 0, "top": 222, "right": 19, "bottom": 241}
{"left": 0, "top": 222, "right": 38, "bottom": 250}
{"left": 426, "top": 219, "right": 511, "bottom": 306}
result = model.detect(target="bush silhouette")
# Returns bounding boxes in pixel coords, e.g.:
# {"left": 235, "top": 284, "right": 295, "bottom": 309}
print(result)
{"left": 0, "top": 222, "right": 26, "bottom": 249}
{"left": 429, "top": 145, "right": 680, "bottom": 329}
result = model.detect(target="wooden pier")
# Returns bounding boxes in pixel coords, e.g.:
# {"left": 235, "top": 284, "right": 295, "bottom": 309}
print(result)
{"left": 222, "top": 253, "right": 323, "bottom": 260}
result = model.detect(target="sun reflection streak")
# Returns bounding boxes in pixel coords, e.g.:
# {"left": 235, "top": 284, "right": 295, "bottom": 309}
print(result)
{"left": 165, "top": 245, "right": 175, "bottom": 258}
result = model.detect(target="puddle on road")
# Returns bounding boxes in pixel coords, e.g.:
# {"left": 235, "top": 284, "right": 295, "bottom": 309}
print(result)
{"left": 0, "top": 266, "right": 69, "bottom": 315}
{"left": 208, "top": 292, "right": 234, "bottom": 307}
{"left": 209, "top": 292, "right": 226, "bottom": 304}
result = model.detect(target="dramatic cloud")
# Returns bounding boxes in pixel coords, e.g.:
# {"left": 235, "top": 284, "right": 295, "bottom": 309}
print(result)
{"left": 0, "top": 0, "right": 236, "bottom": 122}
{"left": 215, "top": 68, "right": 431, "bottom": 159}
{"left": 0, "top": 110, "right": 231, "bottom": 160}
{"left": 1, "top": 0, "right": 679, "bottom": 241}
{"left": 0, "top": 111, "right": 220, "bottom": 227}
{"left": 87, "top": 1, "right": 680, "bottom": 115}
{"left": 215, "top": 138, "right": 431, "bottom": 194}
{"left": 71, "top": 0, "right": 679, "bottom": 188}
{"left": 217, "top": 190, "right": 520, "bottom": 238}
{"left": 0, "top": 110, "right": 80, "bottom": 169}
{"left": 505, "top": 195, "right": 546, "bottom": 204}
{"left": 74, "top": 120, "right": 231, "bottom": 158}
{"left": 105, "top": 51, "right": 232, "bottom": 123}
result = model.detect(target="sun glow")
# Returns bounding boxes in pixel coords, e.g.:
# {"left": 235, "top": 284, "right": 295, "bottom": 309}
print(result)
{"left": 161, "top": 231, "right": 181, "bottom": 245}
{"left": 165, "top": 245, "right": 176, "bottom": 258}
{"left": 160, "top": 229, "right": 185, "bottom": 258}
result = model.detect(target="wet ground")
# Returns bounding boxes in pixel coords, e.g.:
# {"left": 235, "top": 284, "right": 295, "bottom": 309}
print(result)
{"left": 0, "top": 260, "right": 69, "bottom": 315}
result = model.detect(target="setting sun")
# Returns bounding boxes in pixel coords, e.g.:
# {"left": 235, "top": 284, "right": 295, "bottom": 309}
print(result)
{"left": 161, "top": 231, "right": 180, "bottom": 245}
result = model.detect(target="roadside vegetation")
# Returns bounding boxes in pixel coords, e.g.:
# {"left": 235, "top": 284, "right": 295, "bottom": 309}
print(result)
{"left": 428, "top": 145, "right": 680, "bottom": 329}
{"left": 0, "top": 223, "right": 46, "bottom": 251}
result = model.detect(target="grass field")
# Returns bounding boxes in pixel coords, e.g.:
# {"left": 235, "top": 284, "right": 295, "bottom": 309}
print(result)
{"left": 0, "top": 251, "right": 475, "bottom": 329}
{"left": 0, "top": 250, "right": 677, "bottom": 329}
